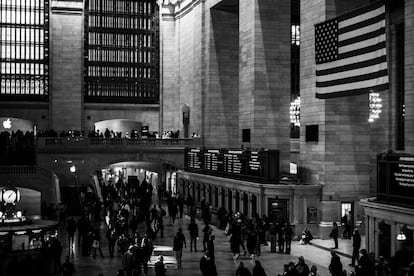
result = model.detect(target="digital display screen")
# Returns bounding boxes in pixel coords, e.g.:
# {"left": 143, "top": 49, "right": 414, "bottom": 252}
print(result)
{"left": 185, "top": 148, "right": 279, "bottom": 183}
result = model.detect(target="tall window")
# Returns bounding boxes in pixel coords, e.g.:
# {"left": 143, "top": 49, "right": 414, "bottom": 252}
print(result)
{"left": 290, "top": 0, "right": 300, "bottom": 138}
{"left": 0, "top": 0, "right": 49, "bottom": 100}
{"left": 84, "top": 0, "right": 159, "bottom": 104}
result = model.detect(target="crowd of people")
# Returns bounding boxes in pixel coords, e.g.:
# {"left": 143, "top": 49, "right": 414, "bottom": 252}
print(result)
{"left": 0, "top": 130, "right": 36, "bottom": 165}
{"left": 32, "top": 173, "right": 414, "bottom": 276}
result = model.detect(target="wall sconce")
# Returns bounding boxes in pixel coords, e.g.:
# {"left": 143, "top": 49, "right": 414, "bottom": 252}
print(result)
{"left": 396, "top": 224, "right": 407, "bottom": 241}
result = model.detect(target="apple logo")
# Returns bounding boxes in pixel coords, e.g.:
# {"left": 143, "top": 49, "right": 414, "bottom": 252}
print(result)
{"left": 2, "top": 118, "right": 11, "bottom": 129}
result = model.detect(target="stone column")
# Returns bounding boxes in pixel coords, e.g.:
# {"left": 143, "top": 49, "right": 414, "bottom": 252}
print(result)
{"left": 405, "top": 0, "right": 414, "bottom": 153}
{"left": 239, "top": 0, "right": 290, "bottom": 172}
{"left": 50, "top": 2, "right": 83, "bottom": 131}
{"left": 247, "top": 193, "right": 252, "bottom": 218}
{"left": 300, "top": 0, "right": 371, "bottom": 239}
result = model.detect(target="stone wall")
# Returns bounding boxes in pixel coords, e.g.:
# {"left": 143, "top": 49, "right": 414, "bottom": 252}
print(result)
{"left": 50, "top": 2, "right": 83, "bottom": 131}
{"left": 203, "top": 6, "right": 239, "bottom": 147}
{"left": 239, "top": 0, "right": 291, "bottom": 171}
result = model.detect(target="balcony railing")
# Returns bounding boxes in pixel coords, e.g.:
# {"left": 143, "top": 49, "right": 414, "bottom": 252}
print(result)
{"left": 37, "top": 137, "right": 199, "bottom": 150}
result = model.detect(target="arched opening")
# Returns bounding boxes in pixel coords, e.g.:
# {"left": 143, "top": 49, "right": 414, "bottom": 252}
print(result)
{"left": 94, "top": 119, "right": 142, "bottom": 138}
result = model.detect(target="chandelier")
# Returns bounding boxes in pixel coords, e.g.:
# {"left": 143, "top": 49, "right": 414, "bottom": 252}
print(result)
{"left": 368, "top": 92, "right": 382, "bottom": 123}
{"left": 290, "top": 97, "right": 300, "bottom": 127}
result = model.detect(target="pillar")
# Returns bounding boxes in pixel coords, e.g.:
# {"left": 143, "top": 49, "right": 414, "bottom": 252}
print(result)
{"left": 239, "top": 0, "right": 290, "bottom": 172}
{"left": 405, "top": 0, "right": 414, "bottom": 153}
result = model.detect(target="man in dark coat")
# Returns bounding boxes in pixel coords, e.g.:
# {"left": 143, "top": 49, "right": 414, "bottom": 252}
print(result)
{"left": 351, "top": 228, "right": 361, "bottom": 266}
{"left": 329, "top": 250, "right": 343, "bottom": 276}
{"left": 236, "top": 261, "right": 252, "bottom": 276}
{"left": 173, "top": 227, "right": 186, "bottom": 269}
{"left": 330, "top": 222, "right": 339, "bottom": 249}
{"left": 200, "top": 250, "right": 217, "bottom": 276}
{"left": 207, "top": 235, "right": 215, "bottom": 263}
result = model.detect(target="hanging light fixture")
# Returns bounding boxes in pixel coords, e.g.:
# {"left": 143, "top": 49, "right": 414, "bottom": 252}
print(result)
{"left": 396, "top": 224, "right": 407, "bottom": 241}
{"left": 368, "top": 92, "right": 382, "bottom": 123}
{"left": 290, "top": 97, "right": 301, "bottom": 127}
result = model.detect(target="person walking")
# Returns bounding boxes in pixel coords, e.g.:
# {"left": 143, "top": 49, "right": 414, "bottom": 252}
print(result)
{"left": 330, "top": 222, "right": 339, "bottom": 249}
{"left": 51, "top": 238, "right": 63, "bottom": 274}
{"left": 92, "top": 229, "right": 104, "bottom": 258}
{"left": 173, "top": 227, "right": 186, "bottom": 269}
{"left": 66, "top": 217, "right": 77, "bottom": 248}
{"left": 188, "top": 218, "right": 199, "bottom": 252}
{"left": 310, "top": 265, "right": 320, "bottom": 276}
{"left": 252, "top": 260, "right": 267, "bottom": 276}
{"left": 141, "top": 233, "right": 154, "bottom": 275}
{"left": 60, "top": 255, "right": 75, "bottom": 276}
{"left": 202, "top": 223, "right": 212, "bottom": 252}
{"left": 207, "top": 234, "right": 215, "bottom": 263}
{"left": 284, "top": 222, "right": 293, "bottom": 254}
{"left": 200, "top": 250, "right": 217, "bottom": 276}
{"left": 356, "top": 249, "right": 375, "bottom": 276}
{"left": 154, "top": 255, "right": 167, "bottom": 276}
{"left": 122, "top": 245, "right": 135, "bottom": 276}
{"left": 106, "top": 227, "right": 116, "bottom": 258}
{"left": 236, "top": 261, "right": 252, "bottom": 276}
{"left": 329, "top": 251, "right": 343, "bottom": 276}
{"left": 351, "top": 228, "right": 361, "bottom": 266}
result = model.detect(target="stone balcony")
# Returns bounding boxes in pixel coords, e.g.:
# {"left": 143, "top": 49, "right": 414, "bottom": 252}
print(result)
{"left": 36, "top": 137, "right": 200, "bottom": 153}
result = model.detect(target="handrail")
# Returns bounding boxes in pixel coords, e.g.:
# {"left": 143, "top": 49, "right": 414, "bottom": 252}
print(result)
{"left": 39, "top": 137, "right": 197, "bottom": 147}
{"left": 0, "top": 166, "right": 52, "bottom": 178}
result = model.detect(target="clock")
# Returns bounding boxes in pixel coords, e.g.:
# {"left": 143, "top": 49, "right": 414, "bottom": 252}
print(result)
{"left": 1, "top": 188, "right": 21, "bottom": 204}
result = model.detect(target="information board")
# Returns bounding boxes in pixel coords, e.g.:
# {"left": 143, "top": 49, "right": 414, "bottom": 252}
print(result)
{"left": 203, "top": 149, "right": 223, "bottom": 172}
{"left": 377, "top": 153, "right": 414, "bottom": 207}
{"left": 184, "top": 148, "right": 279, "bottom": 183}
{"left": 186, "top": 148, "right": 202, "bottom": 169}
{"left": 223, "top": 150, "right": 246, "bottom": 174}
{"left": 247, "top": 151, "right": 261, "bottom": 175}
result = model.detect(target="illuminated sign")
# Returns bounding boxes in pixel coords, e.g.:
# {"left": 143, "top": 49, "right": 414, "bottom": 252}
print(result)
{"left": 2, "top": 118, "right": 11, "bottom": 129}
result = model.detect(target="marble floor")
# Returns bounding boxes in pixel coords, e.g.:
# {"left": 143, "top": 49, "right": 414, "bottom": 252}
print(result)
{"left": 58, "top": 211, "right": 355, "bottom": 276}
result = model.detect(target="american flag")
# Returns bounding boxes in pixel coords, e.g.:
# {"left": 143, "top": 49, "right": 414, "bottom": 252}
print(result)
{"left": 315, "top": 1, "right": 388, "bottom": 99}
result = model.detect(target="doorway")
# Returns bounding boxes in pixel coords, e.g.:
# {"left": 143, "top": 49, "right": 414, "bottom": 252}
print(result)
{"left": 268, "top": 198, "right": 289, "bottom": 223}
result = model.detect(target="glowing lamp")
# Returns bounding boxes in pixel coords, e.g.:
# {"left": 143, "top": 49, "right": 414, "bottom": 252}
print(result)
{"left": 70, "top": 165, "right": 76, "bottom": 173}
{"left": 397, "top": 225, "right": 408, "bottom": 241}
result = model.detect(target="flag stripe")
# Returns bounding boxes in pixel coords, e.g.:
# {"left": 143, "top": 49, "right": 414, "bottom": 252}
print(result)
{"left": 316, "top": 56, "right": 387, "bottom": 76}
{"left": 316, "top": 83, "right": 389, "bottom": 99}
{"left": 339, "top": 20, "right": 385, "bottom": 41}
{"left": 316, "top": 69, "right": 388, "bottom": 87}
{"left": 317, "top": 62, "right": 387, "bottom": 82}
{"left": 339, "top": 41, "right": 386, "bottom": 60}
{"left": 317, "top": 76, "right": 389, "bottom": 95}
{"left": 340, "top": 34, "right": 386, "bottom": 54}
{"left": 339, "top": 27, "right": 385, "bottom": 48}
{"left": 338, "top": 1, "right": 384, "bottom": 23}
{"left": 339, "top": 13, "right": 385, "bottom": 35}
{"left": 317, "top": 48, "right": 386, "bottom": 71}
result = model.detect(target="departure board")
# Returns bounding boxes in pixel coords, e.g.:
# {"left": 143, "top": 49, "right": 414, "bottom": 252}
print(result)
{"left": 223, "top": 150, "right": 246, "bottom": 174}
{"left": 203, "top": 149, "right": 223, "bottom": 171}
{"left": 377, "top": 153, "right": 414, "bottom": 207}
{"left": 186, "top": 148, "right": 202, "bottom": 169}
{"left": 184, "top": 148, "right": 279, "bottom": 183}
{"left": 248, "top": 151, "right": 261, "bottom": 175}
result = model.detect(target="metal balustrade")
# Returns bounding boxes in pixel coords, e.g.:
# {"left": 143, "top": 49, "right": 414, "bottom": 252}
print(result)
{"left": 38, "top": 137, "right": 199, "bottom": 149}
